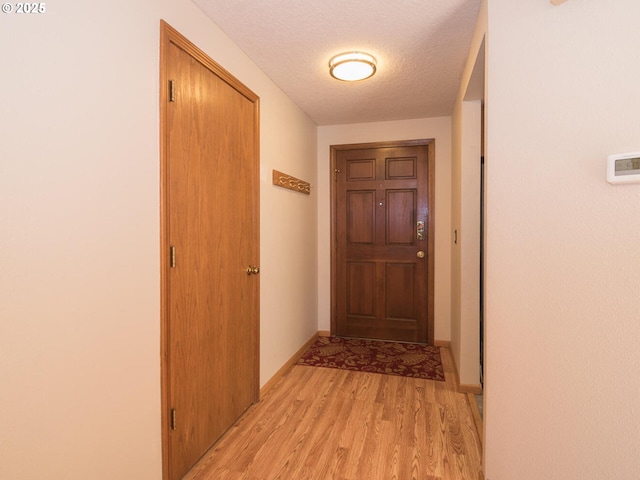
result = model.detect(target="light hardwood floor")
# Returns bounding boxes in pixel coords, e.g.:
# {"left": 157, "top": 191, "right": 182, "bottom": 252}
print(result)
{"left": 183, "top": 347, "right": 483, "bottom": 480}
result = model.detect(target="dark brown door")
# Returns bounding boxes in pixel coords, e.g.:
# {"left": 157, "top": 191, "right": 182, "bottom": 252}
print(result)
{"left": 332, "top": 141, "right": 434, "bottom": 344}
{"left": 160, "top": 22, "right": 260, "bottom": 480}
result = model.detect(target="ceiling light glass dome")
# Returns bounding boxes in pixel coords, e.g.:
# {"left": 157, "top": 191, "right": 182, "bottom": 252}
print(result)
{"left": 329, "top": 52, "right": 377, "bottom": 82}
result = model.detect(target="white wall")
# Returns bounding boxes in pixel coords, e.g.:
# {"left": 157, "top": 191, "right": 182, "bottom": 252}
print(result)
{"left": 317, "top": 118, "right": 452, "bottom": 341}
{"left": 485, "top": 1, "right": 640, "bottom": 478}
{"left": 0, "top": 0, "right": 317, "bottom": 478}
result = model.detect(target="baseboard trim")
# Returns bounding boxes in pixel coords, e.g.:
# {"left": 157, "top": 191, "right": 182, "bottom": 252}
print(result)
{"left": 436, "top": 340, "right": 482, "bottom": 394}
{"left": 259, "top": 331, "right": 319, "bottom": 398}
{"left": 318, "top": 330, "right": 331, "bottom": 337}
{"left": 458, "top": 383, "right": 483, "bottom": 395}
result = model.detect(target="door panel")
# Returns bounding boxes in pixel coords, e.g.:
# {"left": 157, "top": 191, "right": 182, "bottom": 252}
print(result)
{"left": 348, "top": 159, "right": 376, "bottom": 180}
{"left": 347, "top": 191, "right": 375, "bottom": 244}
{"left": 386, "top": 263, "right": 416, "bottom": 319}
{"left": 386, "top": 157, "right": 416, "bottom": 178}
{"left": 347, "top": 262, "right": 376, "bottom": 316}
{"left": 161, "top": 22, "right": 259, "bottom": 480}
{"left": 333, "top": 142, "right": 434, "bottom": 343}
{"left": 386, "top": 190, "right": 415, "bottom": 244}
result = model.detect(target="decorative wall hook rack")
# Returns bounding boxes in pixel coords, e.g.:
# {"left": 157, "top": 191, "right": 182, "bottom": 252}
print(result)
{"left": 272, "top": 169, "right": 311, "bottom": 195}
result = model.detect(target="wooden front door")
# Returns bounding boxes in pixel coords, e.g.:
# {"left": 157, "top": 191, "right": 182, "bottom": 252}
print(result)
{"left": 332, "top": 141, "right": 434, "bottom": 344}
{"left": 160, "top": 22, "right": 260, "bottom": 480}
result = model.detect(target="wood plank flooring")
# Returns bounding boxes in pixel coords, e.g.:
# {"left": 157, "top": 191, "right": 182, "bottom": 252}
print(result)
{"left": 183, "top": 347, "right": 483, "bottom": 480}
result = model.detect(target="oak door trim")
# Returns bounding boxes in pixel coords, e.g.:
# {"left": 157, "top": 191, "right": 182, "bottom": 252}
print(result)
{"left": 329, "top": 139, "right": 435, "bottom": 344}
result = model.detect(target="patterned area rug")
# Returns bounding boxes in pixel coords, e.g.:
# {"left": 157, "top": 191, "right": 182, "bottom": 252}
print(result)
{"left": 296, "top": 336, "right": 445, "bottom": 381}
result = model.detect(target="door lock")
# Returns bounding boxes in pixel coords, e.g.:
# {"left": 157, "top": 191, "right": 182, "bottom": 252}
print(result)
{"left": 416, "top": 251, "right": 425, "bottom": 259}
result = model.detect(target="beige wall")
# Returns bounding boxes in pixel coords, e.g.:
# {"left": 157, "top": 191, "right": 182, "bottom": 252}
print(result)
{"left": 0, "top": 0, "right": 317, "bottom": 478}
{"left": 485, "top": 0, "right": 640, "bottom": 478}
{"left": 451, "top": 0, "right": 487, "bottom": 388}
{"left": 317, "top": 118, "right": 452, "bottom": 341}
{"left": 452, "top": 100, "right": 482, "bottom": 387}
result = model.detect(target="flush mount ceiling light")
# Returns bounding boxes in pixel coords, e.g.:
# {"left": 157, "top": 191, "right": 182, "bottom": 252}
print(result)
{"left": 329, "top": 52, "right": 377, "bottom": 82}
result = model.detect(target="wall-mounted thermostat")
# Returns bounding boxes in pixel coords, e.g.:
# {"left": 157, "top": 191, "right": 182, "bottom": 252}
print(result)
{"left": 607, "top": 152, "right": 640, "bottom": 184}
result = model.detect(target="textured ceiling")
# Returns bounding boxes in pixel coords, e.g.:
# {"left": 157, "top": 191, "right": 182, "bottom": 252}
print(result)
{"left": 192, "top": 0, "right": 482, "bottom": 125}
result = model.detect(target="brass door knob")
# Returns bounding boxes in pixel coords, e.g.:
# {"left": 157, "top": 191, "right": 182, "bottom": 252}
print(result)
{"left": 246, "top": 266, "right": 260, "bottom": 275}
{"left": 416, "top": 251, "right": 425, "bottom": 259}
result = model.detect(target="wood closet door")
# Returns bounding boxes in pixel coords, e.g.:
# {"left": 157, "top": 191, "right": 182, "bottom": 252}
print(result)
{"left": 333, "top": 142, "right": 434, "bottom": 343}
{"left": 161, "top": 22, "right": 260, "bottom": 480}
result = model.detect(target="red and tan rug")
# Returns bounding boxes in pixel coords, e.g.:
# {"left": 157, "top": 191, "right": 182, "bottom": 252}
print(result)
{"left": 296, "top": 336, "right": 445, "bottom": 381}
